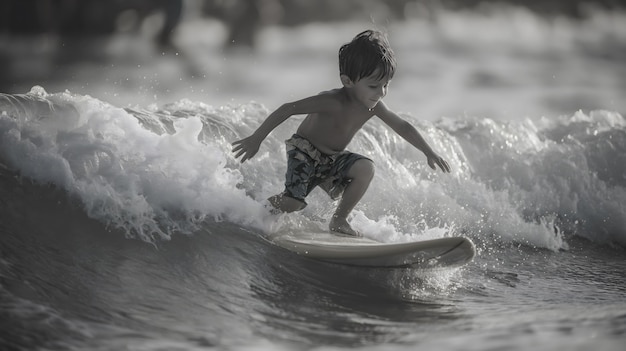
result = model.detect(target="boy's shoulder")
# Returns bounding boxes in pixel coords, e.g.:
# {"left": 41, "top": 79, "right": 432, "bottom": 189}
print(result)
{"left": 294, "top": 87, "right": 359, "bottom": 115}
{"left": 291, "top": 88, "right": 347, "bottom": 114}
{"left": 317, "top": 87, "right": 345, "bottom": 98}
{"left": 314, "top": 88, "right": 350, "bottom": 107}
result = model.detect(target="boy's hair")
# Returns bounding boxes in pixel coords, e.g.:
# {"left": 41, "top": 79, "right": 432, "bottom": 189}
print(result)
{"left": 338, "top": 30, "right": 396, "bottom": 82}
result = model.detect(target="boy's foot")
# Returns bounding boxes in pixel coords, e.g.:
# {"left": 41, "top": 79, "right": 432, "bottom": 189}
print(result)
{"left": 329, "top": 216, "right": 361, "bottom": 237}
{"left": 266, "top": 206, "right": 282, "bottom": 216}
{"left": 262, "top": 200, "right": 283, "bottom": 216}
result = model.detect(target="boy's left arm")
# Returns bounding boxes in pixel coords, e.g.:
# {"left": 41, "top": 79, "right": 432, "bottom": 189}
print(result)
{"left": 374, "top": 102, "right": 451, "bottom": 173}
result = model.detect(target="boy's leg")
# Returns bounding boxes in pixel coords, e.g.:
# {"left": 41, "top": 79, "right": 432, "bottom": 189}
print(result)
{"left": 330, "top": 159, "right": 375, "bottom": 236}
{"left": 269, "top": 146, "right": 314, "bottom": 214}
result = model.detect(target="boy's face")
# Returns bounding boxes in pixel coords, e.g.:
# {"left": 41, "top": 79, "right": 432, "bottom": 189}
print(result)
{"left": 342, "top": 71, "right": 391, "bottom": 110}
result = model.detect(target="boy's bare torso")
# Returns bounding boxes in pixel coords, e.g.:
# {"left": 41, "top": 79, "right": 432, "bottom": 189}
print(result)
{"left": 296, "top": 88, "right": 374, "bottom": 155}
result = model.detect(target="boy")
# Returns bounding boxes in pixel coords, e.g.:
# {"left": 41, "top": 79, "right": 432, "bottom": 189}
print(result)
{"left": 232, "top": 30, "right": 450, "bottom": 237}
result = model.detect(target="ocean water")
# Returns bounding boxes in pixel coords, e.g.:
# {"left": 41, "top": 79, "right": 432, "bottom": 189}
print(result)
{"left": 1, "top": 6, "right": 626, "bottom": 351}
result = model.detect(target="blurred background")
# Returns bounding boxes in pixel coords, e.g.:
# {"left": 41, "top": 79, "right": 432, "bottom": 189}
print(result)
{"left": 1, "top": 0, "right": 625, "bottom": 119}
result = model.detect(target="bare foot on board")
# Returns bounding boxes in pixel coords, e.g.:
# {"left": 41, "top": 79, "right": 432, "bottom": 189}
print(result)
{"left": 329, "top": 216, "right": 362, "bottom": 237}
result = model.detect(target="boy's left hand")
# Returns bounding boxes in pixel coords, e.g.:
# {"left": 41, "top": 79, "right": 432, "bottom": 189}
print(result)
{"left": 427, "top": 153, "right": 451, "bottom": 173}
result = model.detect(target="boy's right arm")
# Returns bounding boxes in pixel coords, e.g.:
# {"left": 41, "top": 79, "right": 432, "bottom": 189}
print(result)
{"left": 232, "top": 94, "right": 337, "bottom": 163}
{"left": 231, "top": 103, "right": 293, "bottom": 163}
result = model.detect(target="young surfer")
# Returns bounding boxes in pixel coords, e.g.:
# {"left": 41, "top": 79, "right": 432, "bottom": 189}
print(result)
{"left": 232, "top": 29, "right": 450, "bottom": 237}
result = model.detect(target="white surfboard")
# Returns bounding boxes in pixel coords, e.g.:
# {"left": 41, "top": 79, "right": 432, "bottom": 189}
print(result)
{"left": 268, "top": 232, "right": 476, "bottom": 268}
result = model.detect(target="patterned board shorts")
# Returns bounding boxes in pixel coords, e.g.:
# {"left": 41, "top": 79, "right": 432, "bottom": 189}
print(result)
{"left": 282, "top": 134, "right": 371, "bottom": 205}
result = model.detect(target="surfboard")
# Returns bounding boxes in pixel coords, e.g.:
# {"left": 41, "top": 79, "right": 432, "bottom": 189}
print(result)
{"left": 268, "top": 232, "right": 476, "bottom": 268}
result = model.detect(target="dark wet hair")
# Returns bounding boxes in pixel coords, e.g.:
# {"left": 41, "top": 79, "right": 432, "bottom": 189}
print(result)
{"left": 338, "top": 30, "right": 396, "bottom": 82}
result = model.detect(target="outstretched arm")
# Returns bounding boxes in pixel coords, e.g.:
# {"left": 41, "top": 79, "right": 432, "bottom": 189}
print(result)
{"left": 231, "top": 103, "right": 293, "bottom": 163}
{"left": 374, "top": 102, "right": 451, "bottom": 173}
{"left": 232, "top": 94, "right": 337, "bottom": 163}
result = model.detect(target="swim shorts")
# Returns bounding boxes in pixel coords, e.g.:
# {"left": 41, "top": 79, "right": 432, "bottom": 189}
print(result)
{"left": 281, "top": 134, "right": 371, "bottom": 205}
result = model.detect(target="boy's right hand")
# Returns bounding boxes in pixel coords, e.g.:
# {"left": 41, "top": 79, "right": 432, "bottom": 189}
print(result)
{"left": 232, "top": 134, "right": 262, "bottom": 163}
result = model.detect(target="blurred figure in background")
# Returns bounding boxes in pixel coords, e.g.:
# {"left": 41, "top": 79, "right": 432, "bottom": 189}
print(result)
{"left": 0, "top": 0, "right": 184, "bottom": 92}
{"left": 202, "top": 0, "right": 282, "bottom": 49}
{"left": 0, "top": 0, "right": 183, "bottom": 43}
